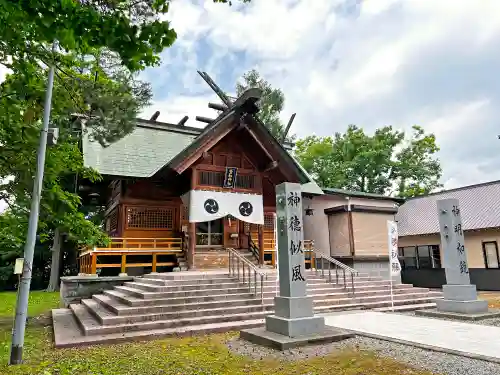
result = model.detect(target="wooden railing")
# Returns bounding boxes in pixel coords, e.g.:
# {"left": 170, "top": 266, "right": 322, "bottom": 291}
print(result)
{"left": 79, "top": 237, "right": 183, "bottom": 275}
{"left": 106, "top": 237, "right": 182, "bottom": 250}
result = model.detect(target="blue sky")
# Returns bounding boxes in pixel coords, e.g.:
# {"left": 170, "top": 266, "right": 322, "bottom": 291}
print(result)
{"left": 139, "top": 0, "right": 500, "bottom": 190}
{"left": 0, "top": 0, "right": 498, "bottom": 199}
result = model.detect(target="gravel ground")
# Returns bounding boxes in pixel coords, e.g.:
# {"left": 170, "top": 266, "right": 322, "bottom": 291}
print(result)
{"left": 227, "top": 334, "right": 500, "bottom": 375}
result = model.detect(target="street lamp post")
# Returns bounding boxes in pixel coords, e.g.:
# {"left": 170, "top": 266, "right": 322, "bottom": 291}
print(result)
{"left": 9, "top": 43, "right": 56, "bottom": 365}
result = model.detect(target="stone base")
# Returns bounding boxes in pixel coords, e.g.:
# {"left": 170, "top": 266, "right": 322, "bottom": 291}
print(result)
{"left": 436, "top": 299, "right": 489, "bottom": 314}
{"left": 416, "top": 308, "right": 500, "bottom": 321}
{"left": 265, "top": 314, "right": 325, "bottom": 337}
{"left": 240, "top": 326, "right": 354, "bottom": 351}
{"left": 442, "top": 284, "right": 478, "bottom": 301}
{"left": 274, "top": 296, "right": 314, "bottom": 319}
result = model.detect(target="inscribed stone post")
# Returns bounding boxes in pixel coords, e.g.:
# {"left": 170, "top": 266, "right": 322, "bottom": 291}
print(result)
{"left": 265, "top": 182, "right": 325, "bottom": 337}
{"left": 436, "top": 198, "right": 488, "bottom": 314}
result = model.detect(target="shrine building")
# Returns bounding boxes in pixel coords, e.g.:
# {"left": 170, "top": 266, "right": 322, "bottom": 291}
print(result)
{"left": 78, "top": 89, "right": 403, "bottom": 277}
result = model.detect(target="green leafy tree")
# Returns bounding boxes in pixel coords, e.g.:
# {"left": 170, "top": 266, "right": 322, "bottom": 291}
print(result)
{"left": 294, "top": 125, "right": 442, "bottom": 198}
{"left": 236, "top": 69, "right": 294, "bottom": 142}
{"left": 0, "top": 0, "right": 252, "bottom": 290}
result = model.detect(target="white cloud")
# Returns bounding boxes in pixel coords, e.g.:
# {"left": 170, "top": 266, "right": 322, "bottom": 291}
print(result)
{"left": 145, "top": 0, "right": 500, "bottom": 190}
{"left": 0, "top": 63, "right": 9, "bottom": 84}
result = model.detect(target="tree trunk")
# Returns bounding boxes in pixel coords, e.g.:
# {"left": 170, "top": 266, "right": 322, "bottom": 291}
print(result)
{"left": 46, "top": 228, "right": 62, "bottom": 292}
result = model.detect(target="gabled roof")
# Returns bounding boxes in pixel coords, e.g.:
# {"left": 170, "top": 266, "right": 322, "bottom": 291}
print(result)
{"left": 82, "top": 120, "right": 200, "bottom": 177}
{"left": 396, "top": 180, "right": 500, "bottom": 236}
{"left": 82, "top": 98, "right": 323, "bottom": 194}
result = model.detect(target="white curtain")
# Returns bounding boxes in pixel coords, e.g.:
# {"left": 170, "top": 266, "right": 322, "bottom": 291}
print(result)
{"left": 187, "top": 189, "right": 264, "bottom": 224}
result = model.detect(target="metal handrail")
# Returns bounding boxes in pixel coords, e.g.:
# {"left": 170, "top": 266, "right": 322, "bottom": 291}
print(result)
{"left": 248, "top": 236, "right": 260, "bottom": 261}
{"left": 227, "top": 247, "right": 266, "bottom": 304}
{"left": 311, "top": 250, "right": 359, "bottom": 297}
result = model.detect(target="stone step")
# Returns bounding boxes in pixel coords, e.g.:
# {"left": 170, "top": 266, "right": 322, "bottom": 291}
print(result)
{"left": 374, "top": 302, "right": 438, "bottom": 312}
{"left": 313, "top": 292, "right": 437, "bottom": 307}
{"left": 91, "top": 294, "right": 264, "bottom": 316}
{"left": 141, "top": 272, "right": 233, "bottom": 281}
{"left": 317, "top": 296, "right": 440, "bottom": 311}
{"left": 104, "top": 289, "right": 259, "bottom": 307}
{"left": 125, "top": 281, "right": 250, "bottom": 292}
{"left": 114, "top": 285, "right": 252, "bottom": 299}
{"left": 82, "top": 298, "right": 274, "bottom": 325}
{"left": 138, "top": 276, "right": 238, "bottom": 285}
{"left": 72, "top": 303, "right": 270, "bottom": 336}
{"left": 53, "top": 308, "right": 265, "bottom": 348}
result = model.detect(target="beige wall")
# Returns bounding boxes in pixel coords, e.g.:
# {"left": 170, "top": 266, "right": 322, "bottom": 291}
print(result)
{"left": 399, "top": 228, "right": 500, "bottom": 269}
{"left": 303, "top": 194, "right": 398, "bottom": 256}
{"left": 352, "top": 212, "right": 396, "bottom": 256}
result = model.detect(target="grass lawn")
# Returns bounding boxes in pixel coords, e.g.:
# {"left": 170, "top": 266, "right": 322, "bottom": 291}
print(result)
{"left": 0, "top": 326, "right": 439, "bottom": 375}
{"left": 0, "top": 290, "right": 439, "bottom": 374}
{"left": 0, "top": 291, "right": 60, "bottom": 319}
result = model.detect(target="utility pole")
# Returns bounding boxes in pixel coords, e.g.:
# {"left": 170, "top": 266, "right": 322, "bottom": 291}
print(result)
{"left": 9, "top": 42, "right": 56, "bottom": 365}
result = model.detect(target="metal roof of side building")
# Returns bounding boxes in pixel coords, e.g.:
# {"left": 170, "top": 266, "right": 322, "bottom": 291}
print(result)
{"left": 396, "top": 179, "right": 500, "bottom": 236}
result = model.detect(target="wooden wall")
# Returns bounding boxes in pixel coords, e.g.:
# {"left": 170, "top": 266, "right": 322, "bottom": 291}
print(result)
{"left": 104, "top": 179, "right": 184, "bottom": 238}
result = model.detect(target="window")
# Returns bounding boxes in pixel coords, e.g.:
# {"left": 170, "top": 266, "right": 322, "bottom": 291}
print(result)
{"left": 399, "top": 246, "right": 417, "bottom": 269}
{"left": 105, "top": 208, "right": 118, "bottom": 232}
{"left": 398, "top": 245, "right": 441, "bottom": 269}
{"left": 198, "top": 170, "right": 256, "bottom": 189}
{"left": 236, "top": 174, "right": 255, "bottom": 189}
{"left": 483, "top": 241, "right": 499, "bottom": 268}
{"left": 264, "top": 213, "right": 275, "bottom": 230}
{"left": 126, "top": 206, "right": 174, "bottom": 229}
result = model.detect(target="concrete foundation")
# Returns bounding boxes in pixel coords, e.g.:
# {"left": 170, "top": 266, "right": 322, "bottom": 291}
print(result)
{"left": 60, "top": 275, "right": 134, "bottom": 307}
{"left": 436, "top": 284, "right": 489, "bottom": 314}
{"left": 240, "top": 326, "right": 354, "bottom": 350}
{"left": 436, "top": 299, "right": 489, "bottom": 314}
{"left": 265, "top": 315, "right": 325, "bottom": 337}
{"left": 416, "top": 308, "right": 500, "bottom": 321}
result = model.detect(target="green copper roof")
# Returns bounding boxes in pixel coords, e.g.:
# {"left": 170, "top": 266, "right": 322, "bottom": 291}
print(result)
{"left": 82, "top": 121, "right": 199, "bottom": 177}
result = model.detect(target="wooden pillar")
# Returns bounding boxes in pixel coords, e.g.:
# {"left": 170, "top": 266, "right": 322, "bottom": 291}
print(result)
{"left": 91, "top": 253, "right": 97, "bottom": 275}
{"left": 258, "top": 224, "right": 264, "bottom": 265}
{"left": 120, "top": 254, "right": 127, "bottom": 275}
{"left": 347, "top": 210, "right": 355, "bottom": 256}
{"left": 152, "top": 253, "right": 157, "bottom": 272}
{"left": 188, "top": 222, "right": 196, "bottom": 269}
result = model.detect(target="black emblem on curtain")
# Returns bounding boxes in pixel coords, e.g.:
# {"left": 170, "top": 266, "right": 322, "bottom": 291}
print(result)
{"left": 239, "top": 201, "right": 253, "bottom": 217}
{"left": 204, "top": 199, "right": 219, "bottom": 214}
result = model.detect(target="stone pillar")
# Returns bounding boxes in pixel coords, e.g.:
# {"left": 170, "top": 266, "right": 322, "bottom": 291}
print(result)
{"left": 436, "top": 198, "right": 488, "bottom": 314}
{"left": 265, "top": 182, "right": 325, "bottom": 337}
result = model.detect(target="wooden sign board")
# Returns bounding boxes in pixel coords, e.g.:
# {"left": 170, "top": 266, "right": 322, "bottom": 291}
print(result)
{"left": 223, "top": 167, "right": 237, "bottom": 188}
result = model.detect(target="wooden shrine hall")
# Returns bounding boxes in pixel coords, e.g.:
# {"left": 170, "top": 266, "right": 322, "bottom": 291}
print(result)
{"left": 78, "top": 80, "right": 323, "bottom": 276}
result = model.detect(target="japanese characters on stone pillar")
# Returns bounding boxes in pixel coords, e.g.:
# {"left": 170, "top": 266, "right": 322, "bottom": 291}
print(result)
{"left": 277, "top": 188, "right": 306, "bottom": 297}
{"left": 265, "top": 182, "right": 325, "bottom": 337}
{"left": 437, "top": 199, "right": 470, "bottom": 285}
{"left": 436, "top": 198, "right": 488, "bottom": 314}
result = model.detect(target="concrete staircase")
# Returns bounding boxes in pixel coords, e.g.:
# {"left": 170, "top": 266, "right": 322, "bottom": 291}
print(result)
{"left": 52, "top": 270, "right": 442, "bottom": 348}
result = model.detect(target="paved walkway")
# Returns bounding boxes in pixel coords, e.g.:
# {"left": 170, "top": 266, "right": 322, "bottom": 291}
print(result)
{"left": 323, "top": 311, "right": 500, "bottom": 363}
